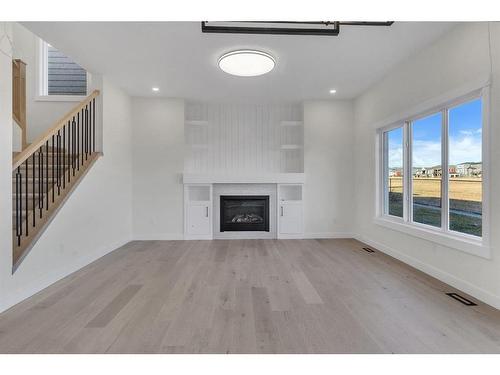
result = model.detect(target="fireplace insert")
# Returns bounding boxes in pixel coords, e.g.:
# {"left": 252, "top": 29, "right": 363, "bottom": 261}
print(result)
{"left": 220, "top": 195, "right": 270, "bottom": 232}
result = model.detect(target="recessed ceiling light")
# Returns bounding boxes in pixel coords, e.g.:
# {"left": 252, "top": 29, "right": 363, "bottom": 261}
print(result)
{"left": 329, "top": 89, "right": 337, "bottom": 94}
{"left": 218, "top": 50, "right": 275, "bottom": 77}
{"left": 152, "top": 87, "right": 160, "bottom": 92}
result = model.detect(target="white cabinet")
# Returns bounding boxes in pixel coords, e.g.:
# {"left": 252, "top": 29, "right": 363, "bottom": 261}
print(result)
{"left": 184, "top": 184, "right": 212, "bottom": 239}
{"left": 278, "top": 184, "right": 304, "bottom": 238}
{"left": 279, "top": 202, "right": 303, "bottom": 234}
{"left": 187, "top": 203, "right": 210, "bottom": 235}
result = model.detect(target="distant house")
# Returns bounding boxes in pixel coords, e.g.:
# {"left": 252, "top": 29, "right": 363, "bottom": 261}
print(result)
{"left": 457, "top": 162, "right": 482, "bottom": 177}
{"left": 413, "top": 167, "right": 427, "bottom": 177}
{"left": 389, "top": 168, "right": 403, "bottom": 177}
{"left": 429, "top": 165, "right": 442, "bottom": 177}
{"left": 449, "top": 165, "right": 459, "bottom": 178}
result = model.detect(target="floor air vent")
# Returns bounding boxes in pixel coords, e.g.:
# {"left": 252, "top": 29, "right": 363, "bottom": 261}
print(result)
{"left": 362, "top": 247, "right": 375, "bottom": 253}
{"left": 446, "top": 292, "right": 477, "bottom": 306}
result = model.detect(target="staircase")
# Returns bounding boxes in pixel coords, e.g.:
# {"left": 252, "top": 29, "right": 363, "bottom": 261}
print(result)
{"left": 12, "top": 90, "right": 101, "bottom": 271}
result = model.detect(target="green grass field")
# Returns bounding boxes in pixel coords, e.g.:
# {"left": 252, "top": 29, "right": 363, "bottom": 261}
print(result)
{"left": 388, "top": 192, "right": 481, "bottom": 237}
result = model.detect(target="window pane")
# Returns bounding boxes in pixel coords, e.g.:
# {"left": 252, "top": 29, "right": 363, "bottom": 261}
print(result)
{"left": 448, "top": 98, "right": 482, "bottom": 237}
{"left": 47, "top": 45, "right": 87, "bottom": 96}
{"left": 412, "top": 112, "right": 442, "bottom": 227}
{"left": 385, "top": 127, "right": 404, "bottom": 217}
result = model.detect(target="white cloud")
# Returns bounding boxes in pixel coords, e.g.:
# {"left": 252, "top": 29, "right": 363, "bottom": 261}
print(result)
{"left": 449, "top": 135, "right": 482, "bottom": 164}
{"left": 408, "top": 136, "right": 481, "bottom": 167}
{"left": 388, "top": 146, "right": 403, "bottom": 168}
{"left": 412, "top": 140, "right": 441, "bottom": 167}
{"left": 387, "top": 134, "right": 482, "bottom": 169}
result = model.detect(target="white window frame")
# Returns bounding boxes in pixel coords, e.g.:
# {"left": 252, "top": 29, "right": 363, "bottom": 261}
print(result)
{"left": 375, "top": 86, "right": 490, "bottom": 259}
{"left": 36, "top": 39, "right": 91, "bottom": 102}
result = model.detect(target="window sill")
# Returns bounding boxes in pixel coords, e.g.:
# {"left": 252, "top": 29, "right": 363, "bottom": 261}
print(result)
{"left": 35, "top": 95, "right": 87, "bottom": 102}
{"left": 373, "top": 216, "right": 490, "bottom": 259}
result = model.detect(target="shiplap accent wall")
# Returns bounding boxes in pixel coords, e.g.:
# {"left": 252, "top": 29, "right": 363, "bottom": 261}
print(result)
{"left": 185, "top": 102, "right": 304, "bottom": 174}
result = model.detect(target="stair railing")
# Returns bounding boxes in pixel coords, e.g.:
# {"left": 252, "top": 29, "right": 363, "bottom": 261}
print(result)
{"left": 12, "top": 90, "right": 100, "bottom": 254}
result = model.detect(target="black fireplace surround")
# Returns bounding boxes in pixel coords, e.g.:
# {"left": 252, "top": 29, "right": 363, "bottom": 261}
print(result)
{"left": 220, "top": 195, "right": 270, "bottom": 232}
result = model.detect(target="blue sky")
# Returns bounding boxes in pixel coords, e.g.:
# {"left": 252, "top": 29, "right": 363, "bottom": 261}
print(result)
{"left": 388, "top": 98, "right": 482, "bottom": 168}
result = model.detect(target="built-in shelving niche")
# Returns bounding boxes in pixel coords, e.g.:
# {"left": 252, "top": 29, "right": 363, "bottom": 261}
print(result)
{"left": 184, "top": 102, "right": 304, "bottom": 174}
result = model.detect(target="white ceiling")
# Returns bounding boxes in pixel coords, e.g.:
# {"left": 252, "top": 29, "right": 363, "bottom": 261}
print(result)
{"left": 23, "top": 22, "right": 455, "bottom": 102}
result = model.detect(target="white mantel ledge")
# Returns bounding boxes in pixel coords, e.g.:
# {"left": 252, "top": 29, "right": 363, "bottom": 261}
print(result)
{"left": 182, "top": 173, "right": 305, "bottom": 184}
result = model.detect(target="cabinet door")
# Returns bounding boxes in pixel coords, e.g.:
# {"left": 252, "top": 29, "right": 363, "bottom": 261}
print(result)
{"left": 279, "top": 203, "right": 303, "bottom": 234}
{"left": 187, "top": 204, "right": 210, "bottom": 235}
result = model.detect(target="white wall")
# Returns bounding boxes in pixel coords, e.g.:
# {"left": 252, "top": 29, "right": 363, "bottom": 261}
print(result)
{"left": 0, "top": 77, "right": 133, "bottom": 313}
{"left": 132, "top": 98, "right": 185, "bottom": 240}
{"left": 304, "top": 100, "right": 355, "bottom": 237}
{"left": 133, "top": 98, "right": 354, "bottom": 240}
{"left": 12, "top": 23, "right": 78, "bottom": 142}
{"left": 0, "top": 22, "right": 14, "bottom": 311}
{"left": 353, "top": 22, "right": 500, "bottom": 307}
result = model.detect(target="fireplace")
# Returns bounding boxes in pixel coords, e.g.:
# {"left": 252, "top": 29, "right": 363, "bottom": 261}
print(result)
{"left": 220, "top": 195, "right": 270, "bottom": 232}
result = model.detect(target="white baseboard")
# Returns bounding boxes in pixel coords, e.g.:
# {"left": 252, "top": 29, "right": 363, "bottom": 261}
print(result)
{"left": 134, "top": 232, "right": 353, "bottom": 240}
{"left": 303, "top": 232, "right": 354, "bottom": 239}
{"left": 133, "top": 233, "right": 184, "bottom": 241}
{"left": 184, "top": 234, "right": 213, "bottom": 240}
{"left": 0, "top": 237, "right": 132, "bottom": 314}
{"left": 354, "top": 234, "right": 500, "bottom": 310}
{"left": 278, "top": 233, "right": 304, "bottom": 239}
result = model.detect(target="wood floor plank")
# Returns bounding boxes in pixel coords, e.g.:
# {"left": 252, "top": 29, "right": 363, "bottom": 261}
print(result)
{"left": 1, "top": 239, "right": 500, "bottom": 353}
{"left": 291, "top": 270, "right": 323, "bottom": 305}
{"left": 86, "top": 285, "right": 143, "bottom": 328}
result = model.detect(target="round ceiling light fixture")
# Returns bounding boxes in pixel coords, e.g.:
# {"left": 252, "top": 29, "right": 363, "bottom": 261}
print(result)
{"left": 218, "top": 49, "right": 275, "bottom": 77}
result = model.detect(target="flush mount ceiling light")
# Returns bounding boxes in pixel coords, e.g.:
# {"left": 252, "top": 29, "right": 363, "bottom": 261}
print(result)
{"left": 218, "top": 50, "right": 275, "bottom": 77}
{"left": 152, "top": 87, "right": 160, "bottom": 92}
{"left": 329, "top": 89, "right": 337, "bottom": 94}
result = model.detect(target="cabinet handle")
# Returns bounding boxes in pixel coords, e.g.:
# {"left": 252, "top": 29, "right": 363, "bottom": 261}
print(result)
{"left": 280, "top": 206, "right": 284, "bottom": 217}
{"left": 206, "top": 206, "right": 209, "bottom": 217}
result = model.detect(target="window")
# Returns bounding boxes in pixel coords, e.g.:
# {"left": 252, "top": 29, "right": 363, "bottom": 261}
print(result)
{"left": 411, "top": 112, "right": 442, "bottom": 228}
{"left": 383, "top": 127, "right": 404, "bottom": 218}
{"left": 448, "top": 99, "right": 483, "bottom": 237}
{"left": 38, "top": 40, "right": 88, "bottom": 99}
{"left": 379, "top": 91, "right": 486, "bottom": 246}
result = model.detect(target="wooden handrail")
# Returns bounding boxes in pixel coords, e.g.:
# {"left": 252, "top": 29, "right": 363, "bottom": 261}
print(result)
{"left": 12, "top": 90, "right": 100, "bottom": 170}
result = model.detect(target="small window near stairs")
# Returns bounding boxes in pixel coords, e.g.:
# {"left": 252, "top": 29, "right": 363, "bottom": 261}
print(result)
{"left": 37, "top": 39, "right": 89, "bottom": 101}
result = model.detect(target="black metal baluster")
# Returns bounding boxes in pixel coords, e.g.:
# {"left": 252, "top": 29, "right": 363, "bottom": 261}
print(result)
{"left": 62, "top": 126, "right": 66, "bottom": 190}
{"left": 57, "top": 130, "right": 61, "bottom": 195}
{"left": 25, "top": 161, "right": 28, "bottom": 237}
{"left": 72, "top": 118, "right": 76, "bottom": 176}
{"left": 46, "top": 140, "right": 49, "bottom": 210}
{"left": 92, "top": 98, "right": 96, "bottom": 153}
{"left": 32, "top": 153, "right": 35, "bottom": 227}
{"left": 77, "top": 112, "right": 80, "bottom": 171}
{"left": 52, "top": 135, "right": 55, "bottom": 202}
{"left": 15, "top": 168, "right": 20, "bottom": 246}
{"left": 81, "top": 108, "right": 84, "bottom": 166}
{"left": 85, "top": 105, "right": 88, "bottom": 160}
{"left": 38, "top": 149, "right": 43, "bottom": 219}
{"left": 68, "top": 120, "right": 71, "bottom": 183}
{"left": 19, "top": 167, "right": 23, "bottom": 240}
{"left": 89, "top": 101, "right": 92, "bottom": 155}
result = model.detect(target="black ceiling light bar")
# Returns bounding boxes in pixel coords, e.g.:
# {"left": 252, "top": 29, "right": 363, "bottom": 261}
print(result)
{"left": 201, "top": 21, "right": 394, "bottom": 36}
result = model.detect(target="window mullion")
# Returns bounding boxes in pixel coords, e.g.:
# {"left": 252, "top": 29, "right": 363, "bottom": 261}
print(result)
{"left": 442, "top": 109, "right": 449, "bottom": 232}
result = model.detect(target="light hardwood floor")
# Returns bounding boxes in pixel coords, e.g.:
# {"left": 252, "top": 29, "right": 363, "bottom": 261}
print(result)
{"left": 1, "top": 239, "right": 500, "bottom": 353}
